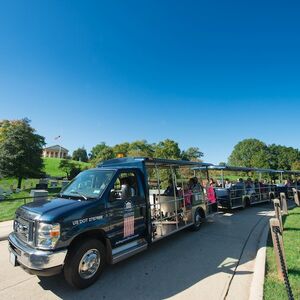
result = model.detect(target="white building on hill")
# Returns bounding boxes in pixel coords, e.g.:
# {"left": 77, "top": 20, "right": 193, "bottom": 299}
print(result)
{"left": 43, "top": 145, "right": 68, "bottom": 158}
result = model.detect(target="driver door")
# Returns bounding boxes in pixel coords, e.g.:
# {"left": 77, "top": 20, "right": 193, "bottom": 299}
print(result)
{"left": 107, "top": 170, "right": 147, "bottom": 248}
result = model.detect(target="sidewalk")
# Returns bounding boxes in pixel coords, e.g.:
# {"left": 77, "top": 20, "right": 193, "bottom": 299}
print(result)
{"left": 0, "top": 220, "right": 13, "bottom": 241}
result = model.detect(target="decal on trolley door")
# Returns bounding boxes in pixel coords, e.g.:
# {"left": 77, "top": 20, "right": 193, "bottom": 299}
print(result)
{"left": 124, "top": 201, "right": 134, "bottom": 237}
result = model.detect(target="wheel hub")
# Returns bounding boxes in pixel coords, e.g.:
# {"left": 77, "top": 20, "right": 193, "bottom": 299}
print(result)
{"left": 78, "top": 249, "right": 101, "bottom": 279}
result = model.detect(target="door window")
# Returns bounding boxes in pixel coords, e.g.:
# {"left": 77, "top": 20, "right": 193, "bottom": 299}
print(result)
{"left": 110, "top": 172, "right": 139, "bottom": 201}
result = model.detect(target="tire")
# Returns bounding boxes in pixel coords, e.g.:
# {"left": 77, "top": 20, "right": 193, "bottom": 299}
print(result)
{"left": 64, "top": 239, "right": 106, "bottom": 289}
{"left": 242, "top": 198, "right": 247, "bottom": 209}
{"left": 190, "top": 209, "right": 203, "bottom": 231}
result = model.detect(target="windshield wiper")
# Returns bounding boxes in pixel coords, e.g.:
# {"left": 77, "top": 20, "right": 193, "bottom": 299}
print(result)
{"left": 68, "top": 191, "right": 88, "bottom": 200}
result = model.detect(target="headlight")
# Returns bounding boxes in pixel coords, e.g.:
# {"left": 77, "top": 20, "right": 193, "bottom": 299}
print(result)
{"left": 36, "top": 223, "right": 60, "bottom": 249}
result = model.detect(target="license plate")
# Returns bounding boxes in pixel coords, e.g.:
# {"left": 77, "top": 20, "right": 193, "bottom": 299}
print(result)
{"left": 9, "top": 251, "right": 17, "bottom": 267}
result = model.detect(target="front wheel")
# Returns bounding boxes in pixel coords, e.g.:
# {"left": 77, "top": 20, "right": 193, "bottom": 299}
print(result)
{"left": 64, "top": 239, "right": 106, "bottom": 289}
{"left": 190, "top": 209, "right": 203, "bottom": 231}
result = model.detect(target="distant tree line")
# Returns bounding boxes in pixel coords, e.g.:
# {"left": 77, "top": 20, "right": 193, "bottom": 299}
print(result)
{"left": 1, "top": 119, "right": 299, "bottom": 187}
{"left": 228, "top": 138, "right": 300, "bottom": 171}
{"left": 86, "top": 139, "right": 203, "bottom": 166}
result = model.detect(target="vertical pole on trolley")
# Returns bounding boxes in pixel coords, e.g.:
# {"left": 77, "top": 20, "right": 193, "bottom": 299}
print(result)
{"left": 206, "top": 167, "right": 209, "bottom": 181}
{"left": 155, "top": 164, "right": 163, "bottom": 237}
{"left": 258, "top": 178, "right": 262, "bottom": 202}
{"left": 170, "top": 166, "right": 179, "bottom": 230}
{"left": 181, "top": 170, "right": 186, "bottom": 225}
{"left": 221, "top": 169, "right": 224, "bottom": 188}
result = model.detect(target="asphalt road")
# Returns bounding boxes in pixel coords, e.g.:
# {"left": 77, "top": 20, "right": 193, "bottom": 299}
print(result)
{"left": 0, "top": 203, "right": 274, "bottom": 300}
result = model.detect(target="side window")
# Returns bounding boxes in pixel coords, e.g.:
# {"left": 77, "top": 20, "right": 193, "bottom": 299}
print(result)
{"left": 110, "top": 172, "right": 139, "bottom": 201}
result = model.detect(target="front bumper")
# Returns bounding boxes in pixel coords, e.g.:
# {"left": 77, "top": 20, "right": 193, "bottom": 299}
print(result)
{"left": 8, "top": 232, "right": 67, "bottom": 276}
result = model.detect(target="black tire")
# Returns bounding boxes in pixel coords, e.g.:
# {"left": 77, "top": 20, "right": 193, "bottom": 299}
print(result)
{"left": 64, "top": 239, "right": 106, "bottom": 289}
{"left": 190, "top": 209, "right": 203, "bottom": 231}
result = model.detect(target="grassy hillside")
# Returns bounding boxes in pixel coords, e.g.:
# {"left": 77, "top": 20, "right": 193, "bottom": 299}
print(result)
{"left": 43, "top": 157, "right": 91, "bottom": 177}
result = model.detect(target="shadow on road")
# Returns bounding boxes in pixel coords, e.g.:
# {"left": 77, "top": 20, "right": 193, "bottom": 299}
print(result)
{"left": 36, "top": 205, "right": 272, "bottom": 300}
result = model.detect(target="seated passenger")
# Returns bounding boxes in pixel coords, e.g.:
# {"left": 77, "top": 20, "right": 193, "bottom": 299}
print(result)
{"left": 120, "top": 177, "right": 133, "bottom": 199}
{"left": 163, "top": 179, "right": 178, "bottom": 196}
{"left": 245, "top": 178, "right": 255, "bottom": 195}
{"left": 187, "top": 177, "right": 200, "bottom": 192}
{"left": 225, "top": 179, "right": 232, "bottom": 189}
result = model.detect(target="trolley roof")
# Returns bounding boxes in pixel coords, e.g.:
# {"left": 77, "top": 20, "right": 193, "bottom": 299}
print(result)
{"left": 98, "top": 157, "right": 212, "bottom": 168}
{"left": 193, "top": 165, "right": 298, "bottom": 174}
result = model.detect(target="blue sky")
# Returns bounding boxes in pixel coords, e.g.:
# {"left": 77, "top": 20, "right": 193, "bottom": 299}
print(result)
{"left": 1, "top": 1, "right": 300, "bottom": 164}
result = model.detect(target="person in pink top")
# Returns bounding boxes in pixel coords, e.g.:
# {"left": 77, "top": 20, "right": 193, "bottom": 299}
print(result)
{"left": 207, "top": 178, "right": 217, "bottom": 213}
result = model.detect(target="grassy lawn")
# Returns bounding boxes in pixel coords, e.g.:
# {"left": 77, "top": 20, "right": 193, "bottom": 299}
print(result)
{"left": 0, "top": 187, "right": 61, "bottom": 221}
{"left": 0, "top": 158, "right": 91, "bottom": 222}
{"left": 264, "top": 206, "right": 300, "bottom": 299}
{"left": 43, "top": 157, "right": 91, "bottom": 177}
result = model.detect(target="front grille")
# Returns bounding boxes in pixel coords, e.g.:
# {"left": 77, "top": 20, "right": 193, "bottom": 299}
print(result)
{"left": 14, "top": 215, "right": 34, "bottom": 244}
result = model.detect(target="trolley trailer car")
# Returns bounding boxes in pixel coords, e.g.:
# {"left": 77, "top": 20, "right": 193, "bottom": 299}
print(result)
{"left": 194, "top": 165, "right": 278, "bottom": 209}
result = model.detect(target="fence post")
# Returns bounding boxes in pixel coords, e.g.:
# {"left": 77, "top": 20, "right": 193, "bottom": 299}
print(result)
{"left": 292, "top": 188, "right": 300, "bottom": 206}
{"left": 269, "top": 218, "right": 294, "bottom": 300}
{"left": 273, "top": 199, "right": 283, "bottom": 232}
{"left": 280, "top": 193, "right": 288, "bottom": 215}
{"left": 269, "top": 218, "right": 286, "bottom": 281}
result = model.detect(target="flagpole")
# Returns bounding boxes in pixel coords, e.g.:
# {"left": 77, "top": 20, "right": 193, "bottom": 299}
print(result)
{"left": 55, "top": 135, "right": 62, "bottom": 158}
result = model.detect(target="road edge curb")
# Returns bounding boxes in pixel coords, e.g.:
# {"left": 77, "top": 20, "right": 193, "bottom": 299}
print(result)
{"left": 248, "top": 221, "right": 269, "bottom": 300}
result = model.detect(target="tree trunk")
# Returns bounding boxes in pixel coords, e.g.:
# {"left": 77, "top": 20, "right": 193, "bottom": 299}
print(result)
{"left": 18, "top": 177, "right": 22, "bottom": 189}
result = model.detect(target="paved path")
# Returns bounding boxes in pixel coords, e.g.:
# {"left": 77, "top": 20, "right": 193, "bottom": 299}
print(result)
{"left": 0, "top": 204, "right": 274, "bottom": 300}
{"left": 0, "top": 220, "right": 13, "bottom": 241}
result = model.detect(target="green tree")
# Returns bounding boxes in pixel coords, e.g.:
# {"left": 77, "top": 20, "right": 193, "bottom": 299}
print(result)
{"left": 181, "top": 147, "right": 203, "bottom": 161}
{"left": 58, "top": 159, "right": 76, "bottom": 178}
{"left": 113, "top": 142, "right": 130, "bottom": 157}
{"left": 0, "top": 119, "right": 45, "bottom": 188}
{"left": 291, "top": 161, "right": 300, "bottom": 171}
{"left": 269, "top": 144, "right": 300, "bottom": 170}
{"left": 72, "top": 147, "right": 88, "bottom": 162}
{"left": 228, "top": 138, "right": 271, "bottom": 168}
{"left": 127, "top": 140, "right": 155, "bottom": 157}
{"left": 90, "top": 142, "right": 110, "bottom": 159}
{"left": 154, "top": 139, "right": 181, "bottom": 159}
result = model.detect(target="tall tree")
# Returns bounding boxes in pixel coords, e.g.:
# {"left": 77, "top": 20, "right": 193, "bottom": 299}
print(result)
{"left": 91, "top": 143, "right": 115, "bottom": 166}
{"left": 113, "top": 142, "right": 130, "bottom": 157}
{"left": 0, "top": 119, "right": 45, "bottom": 188}
{"left": 58, "top": 159, "right": 76, "bottom": 178}
{"left": 181, "top": 147, "right": 203, "bottom": 161}
{"left": 291, "top": 161, "right": 300, "bottom": 171}
{"left": 228, "top": 138, "right": 270, "bottom": 168}
{"left": 72, "top": 147, "right": 88, "bottom": 162}
{"left": 127, "top": 140, "right": 155, "bottom": 157}
{"left": 268, "top": 144, "right": 300, "bottom": 170}
{"left": 154, "top": 139, "right": 181, "bottom": 159}
{"left": 89, "top": 142, "right": 111, "bottom": 159}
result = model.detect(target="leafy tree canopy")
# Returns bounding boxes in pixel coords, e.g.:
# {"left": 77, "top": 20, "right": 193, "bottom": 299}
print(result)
{"left": 228, "top": 139, "right": 300, "bottom": 170}
{"left": 154, "top": 139, "right": 181, "bottom": 160}
{"left": 0, "top": 118, "right": 45, "bottom": 188}
{"left": 181, "top": 147, "right": 203, "bottom": 161}
{"left": 72, "top": 147, "right": 88, "bottom": 162}
{"left": 228, "top": 139, "right": 270, "bottom": 168}
{"left": 268, "top": 144, "right": 300, "bottom": 170}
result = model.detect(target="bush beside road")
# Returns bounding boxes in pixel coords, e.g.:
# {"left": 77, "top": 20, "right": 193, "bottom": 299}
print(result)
{"left": 264, "top": 206, "right": 300, "bottom": 300}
